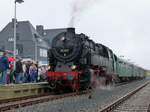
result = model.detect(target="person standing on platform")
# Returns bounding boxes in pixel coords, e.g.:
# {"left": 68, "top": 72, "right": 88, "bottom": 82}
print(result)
{"left": 15, "top": 58, "right": 23, "bottom": 84}
{"left": 29, "top": 63, "right": 38, "bottom": 83}
{"left": 22, "top": 61, "right": 27, "bottom": 83}
{"left": 9, "top": 62, "right": 15, "bottom": 84}
{"left": 0, "top": 52, "right": 9, "bottom": 84}
{"left": 24, "top": 61, "right": 32, "bottom": 83}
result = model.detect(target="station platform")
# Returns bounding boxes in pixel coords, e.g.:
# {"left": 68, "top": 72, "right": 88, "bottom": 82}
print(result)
{"left": 0, "top": 82, "right": 50, "bottom": 101}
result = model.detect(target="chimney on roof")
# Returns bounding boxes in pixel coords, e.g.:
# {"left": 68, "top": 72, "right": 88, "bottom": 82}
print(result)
{"left": 11, "top": 18, "right": 17, "bottom": 27}
{"left": 36, "top": 25, "right": 44, "bottom": 36}
{"left": 12, "top": 18, "right": 17, "bottom": 23}
{"left": 12, "top": 18, "right": 17, "bottom": 22}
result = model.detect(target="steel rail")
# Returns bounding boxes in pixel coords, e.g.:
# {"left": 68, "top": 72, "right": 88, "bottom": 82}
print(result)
{"left": 0, "top": 90, "right": 91, "bottom": 111}
{"left": 0, "top": 93, "right": 51, "bottom": 104}
{"left": 99, "top": 81, "right": 150, "bottom": 112}
{"left": 0, "top": 80, "right": 137, "bottom": 105}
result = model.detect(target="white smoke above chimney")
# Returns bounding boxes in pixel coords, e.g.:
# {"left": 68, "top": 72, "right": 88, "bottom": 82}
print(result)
{"left": 69, "top": 0, "right": 99, "bottom": 27}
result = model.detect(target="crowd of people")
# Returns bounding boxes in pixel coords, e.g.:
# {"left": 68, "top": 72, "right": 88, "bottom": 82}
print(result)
{"left": 0, "top": 52, "right": 48, "bottom": 85}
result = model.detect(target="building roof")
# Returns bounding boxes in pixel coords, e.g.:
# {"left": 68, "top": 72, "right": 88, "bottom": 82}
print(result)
{"left": 27, "top": 22, "right": 49, "bottom": 48}
{"left": 5, "top": 19, "right": 49, "bottom": 48}
{"left": 43, "top": 28, "right": 67, "bottom": 46}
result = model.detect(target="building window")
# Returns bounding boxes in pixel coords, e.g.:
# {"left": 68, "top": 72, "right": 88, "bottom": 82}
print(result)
{"left": 0, "top": 46, "right": 5, "bottom": 50}
{"left": 17, "top": 44, "right": 23, "bottom": 55}
{"left": 38, "top": 38, "right": 42, "bottom": 42}
{"left": 40, "top": 48, "right": 47, "bottom": 57}
{"left": 16, "top": 33, "right": 20, "bottom": 40}
{"left": 44, "top": 32, "right": 47, "bottom": 36}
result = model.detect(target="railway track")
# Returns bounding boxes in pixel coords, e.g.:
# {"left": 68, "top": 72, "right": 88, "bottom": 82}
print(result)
{"left": 0, "top": 80, "right": 133, "bottom": 111}
{"left": 99, "top": 81, "right": 150, "bottom": 112}
{"left": 0, "top": 93, "right": 50, "bottom": 105}
{"left": 0, "top": 80, "right": 148, "bottom": 112}
{"left": 0, "top": 90, "right": 91, "bottom": 112}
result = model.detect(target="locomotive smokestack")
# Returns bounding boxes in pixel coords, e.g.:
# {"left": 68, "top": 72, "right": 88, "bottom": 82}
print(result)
{"left": 67, "top": 27, "right": 75, "bottom": 34}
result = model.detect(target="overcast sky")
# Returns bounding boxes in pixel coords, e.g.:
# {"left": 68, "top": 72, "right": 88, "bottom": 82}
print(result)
{"left": 0, "top": 0, "right": 150, "bottom": 70}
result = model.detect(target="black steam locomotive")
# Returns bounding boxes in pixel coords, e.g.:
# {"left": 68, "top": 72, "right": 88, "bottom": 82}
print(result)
{"left": 47, "top": 28, "right": 146, "bottom": 91}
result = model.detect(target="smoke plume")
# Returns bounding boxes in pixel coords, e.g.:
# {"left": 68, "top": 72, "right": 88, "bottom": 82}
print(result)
{"left": 69, "top": 0, "right": 99, "bottom": 27}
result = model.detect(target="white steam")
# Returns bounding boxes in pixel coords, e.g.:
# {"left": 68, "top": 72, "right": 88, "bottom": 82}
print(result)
{"left": 69, "top": 0, "right": 99, "bottom": 27}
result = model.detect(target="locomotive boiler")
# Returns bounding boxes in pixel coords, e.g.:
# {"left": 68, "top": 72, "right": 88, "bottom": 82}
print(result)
{"left": 47, "top": 28, "right": 146, "bottom": 92}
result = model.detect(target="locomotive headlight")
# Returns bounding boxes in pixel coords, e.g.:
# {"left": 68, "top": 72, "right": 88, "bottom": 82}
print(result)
{"left": 71, "top": 65, "right": 77, "bottom": 70}
{"left": 48, "top": 65, "right": 51, "bottom": 70}
{"left": 61, "top": 36, "right": 65, "bottom": 41}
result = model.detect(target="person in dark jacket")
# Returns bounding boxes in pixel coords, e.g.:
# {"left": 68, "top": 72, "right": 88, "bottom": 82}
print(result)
{"left": 0, "top": 52, "right": 9, "bottom": 84}
{"left": 15, "top": 58, "right": 23, "bottom": 84}
{"left": 24, "top": 61, "right": 32, "bottom": 83}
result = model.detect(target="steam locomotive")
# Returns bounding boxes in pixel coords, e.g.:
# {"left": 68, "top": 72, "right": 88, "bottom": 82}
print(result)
{"left": 47, "top": 28, "right": 146, "bottom": 91}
